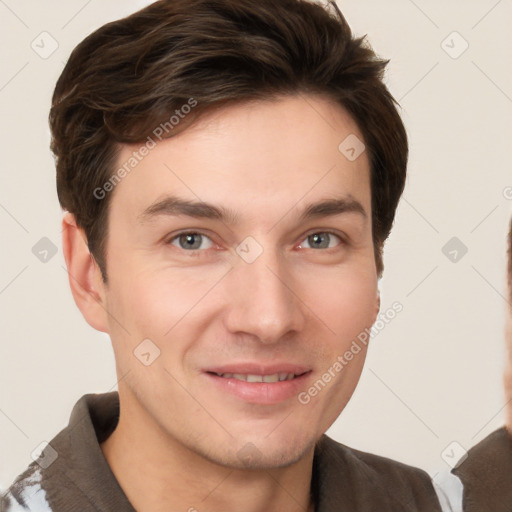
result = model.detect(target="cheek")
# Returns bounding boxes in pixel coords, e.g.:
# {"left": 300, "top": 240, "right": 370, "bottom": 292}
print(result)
{"left": 302, "top": 266, "right": 377, "bottom": 343}
{"left": 106, "top": 264, "right": 224, "bottom": 347}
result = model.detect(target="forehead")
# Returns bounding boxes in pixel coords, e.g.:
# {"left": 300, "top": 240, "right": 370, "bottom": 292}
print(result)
{"left": 110, "top": 94, "right": 371, "bottom": 227}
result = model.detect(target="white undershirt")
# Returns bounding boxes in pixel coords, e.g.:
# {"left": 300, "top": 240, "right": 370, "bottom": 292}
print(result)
{"left": 432, "top": 469, "right": 464, "bottom": 512}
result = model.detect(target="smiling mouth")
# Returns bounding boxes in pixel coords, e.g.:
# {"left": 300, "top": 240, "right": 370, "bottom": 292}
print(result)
{"left": 209, "top": 372, "right": 308, "bottom": 382}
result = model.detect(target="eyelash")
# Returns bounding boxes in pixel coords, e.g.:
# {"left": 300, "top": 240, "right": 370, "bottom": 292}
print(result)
{"left": 165, "top": 230, "right": 346, "bottom": 255}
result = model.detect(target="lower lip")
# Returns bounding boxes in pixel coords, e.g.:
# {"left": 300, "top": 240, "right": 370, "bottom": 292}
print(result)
{"left": 204, "top": 372, "right": 311, "bottom": 405}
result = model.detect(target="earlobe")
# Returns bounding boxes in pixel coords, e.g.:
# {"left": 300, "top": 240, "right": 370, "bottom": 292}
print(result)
{"left": 62, "top": 212, "right": 109, "bottom": 333}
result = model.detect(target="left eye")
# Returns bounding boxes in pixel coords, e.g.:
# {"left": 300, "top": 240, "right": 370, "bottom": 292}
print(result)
{"left": 299, "top": 232, "right": 343, "bottom": 250}
{"left": 168, "top": 232, "right": 214, "bottom": 251}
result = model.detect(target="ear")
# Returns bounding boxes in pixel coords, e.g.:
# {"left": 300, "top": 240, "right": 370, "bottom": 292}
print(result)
{"left": 62, "top": 212, "right": 109, "bottom": 333}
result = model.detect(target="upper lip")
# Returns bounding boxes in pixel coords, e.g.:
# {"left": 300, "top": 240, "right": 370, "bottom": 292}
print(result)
{"left": 205, "top": 363, "right": 311, "bottom": 376}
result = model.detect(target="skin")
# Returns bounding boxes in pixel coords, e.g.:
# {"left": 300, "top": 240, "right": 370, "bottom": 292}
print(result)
{"left": 506, "top": 343, "right": 512, "bottom": 432}
{"left": 62, "top": 94, "right": 380, "bottom": 512}
{"left": 504, "top": 220, "right": 512, "bottom": 434}
{"left": 506, "top": 289, "right": 512, "bottom": 433}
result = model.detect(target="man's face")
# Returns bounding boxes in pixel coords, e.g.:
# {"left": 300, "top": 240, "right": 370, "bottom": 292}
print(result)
{"left": 99, "top": 94, "right": 379, "bottom": 468}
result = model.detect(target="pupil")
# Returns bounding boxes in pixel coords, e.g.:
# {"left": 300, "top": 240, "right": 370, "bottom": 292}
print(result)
{"left": 181, "top": 233, "right": 201, "bottom": 249}
{"left": 310, "top": 233, "right": 329, "bottom": 249}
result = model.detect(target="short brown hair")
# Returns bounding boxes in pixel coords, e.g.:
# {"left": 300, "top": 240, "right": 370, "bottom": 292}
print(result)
{"left": 50, "top": 0, "right": 408, "bottom": 282}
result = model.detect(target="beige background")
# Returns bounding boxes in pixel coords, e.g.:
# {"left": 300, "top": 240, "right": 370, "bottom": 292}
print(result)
{"left": 1, "top": 0, "right": 511, "bottom": 489}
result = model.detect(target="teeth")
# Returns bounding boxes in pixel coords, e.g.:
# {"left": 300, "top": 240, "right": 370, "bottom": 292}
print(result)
{"left": 216, "top": 372, "right": 297, "bottom": 382}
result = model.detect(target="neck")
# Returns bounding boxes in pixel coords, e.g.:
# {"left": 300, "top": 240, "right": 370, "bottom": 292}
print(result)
{"left": 100, "top": 388, "right": 315, "bottom": 512}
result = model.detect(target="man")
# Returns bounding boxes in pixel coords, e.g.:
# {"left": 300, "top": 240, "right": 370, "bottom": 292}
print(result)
{"left": 1, "top": 1, "right": 444, "bottom": 510}
{"left": 443, "top": 218, "right": 512, "bottom": 512}
{"left": 506, "top": 217, "right": 512, "bottom": 433}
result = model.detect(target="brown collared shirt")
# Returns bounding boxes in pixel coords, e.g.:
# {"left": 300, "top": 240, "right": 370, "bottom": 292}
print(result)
{"left": 2, "top": 392, "right": 443, "bottom": 511}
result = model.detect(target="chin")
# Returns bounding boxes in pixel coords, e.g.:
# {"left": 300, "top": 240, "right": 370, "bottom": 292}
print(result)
{"left": 196, "top": 430, "right": 317, "bottom": 471}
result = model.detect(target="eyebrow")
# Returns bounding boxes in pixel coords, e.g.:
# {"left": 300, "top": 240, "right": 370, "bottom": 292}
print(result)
{"left": 138, "top": 194, "right": 367, "bottom": 225}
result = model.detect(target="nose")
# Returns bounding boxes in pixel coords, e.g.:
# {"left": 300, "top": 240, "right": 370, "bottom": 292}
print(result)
{"left": 223, "top": 242, "right": 306, "bottom": 345}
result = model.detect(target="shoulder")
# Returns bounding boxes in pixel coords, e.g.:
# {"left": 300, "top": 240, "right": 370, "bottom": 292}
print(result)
{"left": 452, "top": 427, "right": 512, "bottom": 512}
{"left": 313, "top": 435, "right": 442, "bottom": 511}
{"left": 1, "top": 392, "right": 120, "bottom": 512}
{"left": 316, "top": 434, "right": 434, "bottom": 483}
{"left": 1, "top": 462, "right": 52, "bottom": 511}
